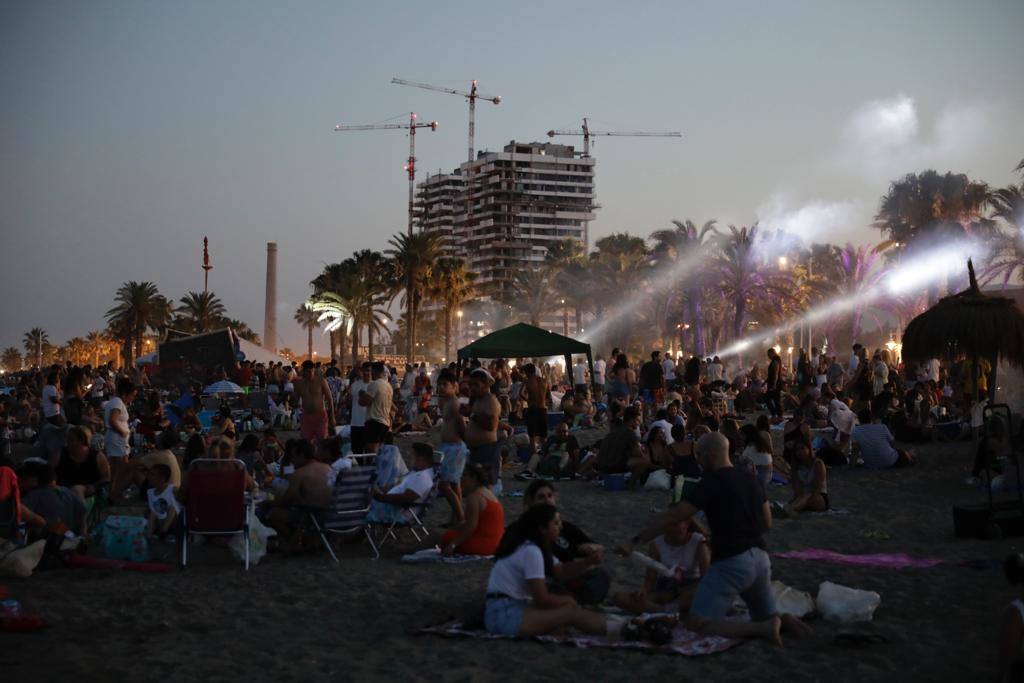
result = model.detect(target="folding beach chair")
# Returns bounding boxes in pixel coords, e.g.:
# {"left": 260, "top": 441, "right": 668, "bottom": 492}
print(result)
{"left": 181, "top": 459, "right": 250, "bottom": 570}
{"left": 374, "top": 462, "right": 442, "bottom": 551}
{"left": 307, "top": 454, "right": 379, "bottom": 562}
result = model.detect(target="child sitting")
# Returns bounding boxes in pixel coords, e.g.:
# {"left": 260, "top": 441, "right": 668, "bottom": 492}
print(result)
{"left": 614, "top": 517, "right": 709, "bottom": 614}
{"left": 146, "top": 463, "right": 181, "bottom": 539}
{"left": 780, "top": 439, "right": 828, "bottom": 516}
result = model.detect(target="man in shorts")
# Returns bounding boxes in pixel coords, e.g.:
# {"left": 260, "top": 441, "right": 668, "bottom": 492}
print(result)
{"left": 621, "top": 432, "right": 812, "bottom": 645}
{"left": 465, "top": 369, "right": 501, "bottom": 487}
{"left": 294, "top": 360, "right": 335, "bottom": 442}
{"left": 437, "top": 370, "right": 470, "bottom": 523}
{"left": 523, "top": 364, "right": 550, "bottom": 454}
{"left": 359, "top": 362, "right": 393, "bottom": 453}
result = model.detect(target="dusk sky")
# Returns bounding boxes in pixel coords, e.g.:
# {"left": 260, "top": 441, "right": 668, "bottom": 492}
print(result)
{"left": 2, "top": 1, "right": 1023, "bottom": 356}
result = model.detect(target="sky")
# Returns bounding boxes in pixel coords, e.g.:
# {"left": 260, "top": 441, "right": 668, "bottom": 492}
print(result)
{"left": 2, "top": 0, "right": 1023, "bottom": 356}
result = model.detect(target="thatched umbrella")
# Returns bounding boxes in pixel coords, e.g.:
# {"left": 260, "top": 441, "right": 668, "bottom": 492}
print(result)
{"left": 902, "top": 260, "right": 1024, "bottom": 375}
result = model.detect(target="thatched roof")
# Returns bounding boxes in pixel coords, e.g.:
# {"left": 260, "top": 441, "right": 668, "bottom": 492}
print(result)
{"left": 902, "top": 260, "right": 1024, "bottom": 367}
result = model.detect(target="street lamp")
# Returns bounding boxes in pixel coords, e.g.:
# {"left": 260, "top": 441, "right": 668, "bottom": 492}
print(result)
{"left": 778, "top": 256, "right": 788, "bottom": 270}
{"left": 560, "top": 299, "right": 568, "bottom": 336}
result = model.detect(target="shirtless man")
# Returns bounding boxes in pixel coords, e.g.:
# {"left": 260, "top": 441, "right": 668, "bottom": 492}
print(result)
{"left": 437, "top": 370, "right": 470, "bottom": 523}
{"left": 258, "top": 440, "right": 331, "bottom": 550}
{"left": 523, "top": 363, "right": 550, "bottom": 454}
{"left": 294, "top": 360, "right": 335, "bottom": 443}
{"left": 464, "top": 369, "right": 502, "bottom": 488}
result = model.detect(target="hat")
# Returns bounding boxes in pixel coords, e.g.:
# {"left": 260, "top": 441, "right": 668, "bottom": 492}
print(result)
{"left": 470, "top": 368, "right": 494, "bottom": 385}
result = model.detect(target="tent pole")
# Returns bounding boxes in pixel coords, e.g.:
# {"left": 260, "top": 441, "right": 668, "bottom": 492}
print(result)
{"left": 564, "top": 354, "right": 572, "bottom": 389}
{"left": 586, "top": 350, "right": 595, "bottom": 399}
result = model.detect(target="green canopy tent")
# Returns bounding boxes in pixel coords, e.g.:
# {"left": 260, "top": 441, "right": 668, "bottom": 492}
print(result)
{"left": 457, "top": 323, "right": 596, "bottom": 394}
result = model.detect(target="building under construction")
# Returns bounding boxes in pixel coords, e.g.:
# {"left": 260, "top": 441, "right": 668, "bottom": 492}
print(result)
{"left": 416, "top": 140, "right": 596, "bottom": 302}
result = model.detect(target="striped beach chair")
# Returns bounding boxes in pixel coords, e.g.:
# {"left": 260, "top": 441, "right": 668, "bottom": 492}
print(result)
{"left": 309, "top": 454, "right": 379, "bottom": 562}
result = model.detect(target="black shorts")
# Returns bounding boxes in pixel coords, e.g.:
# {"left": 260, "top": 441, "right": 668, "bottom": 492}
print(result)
{"left": 364, "top": 419, "right": 390, "bottom": 444}
{"left": 349, "top": 425, "right": 366, "bottom": 454}
{"left": 468, "top": 441, "right": 502, "bottom": 486}
{"left": 526, "top": 407, "right": 548, "bottom": 439}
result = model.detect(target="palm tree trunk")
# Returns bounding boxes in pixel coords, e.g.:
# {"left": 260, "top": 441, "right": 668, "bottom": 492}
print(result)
{"left": 328, "top": 329, "right": 337, "bottom": 361}
{"left": 351, "top": 322, "right": 360, "bottom": 367}
{"left": 689, "top": 295, "right": 706, "bottom": 356}
{"left": 368, "top": 325, "right": 375, "bottom": 360}
{"left": 406, "top": 277, "right": 415, "bottom": 362}
{"left": 306, "top": 325, "right": 313, "bottom": 361}
{"left": 444, "top": 306, "right": 452, "bottom": 361}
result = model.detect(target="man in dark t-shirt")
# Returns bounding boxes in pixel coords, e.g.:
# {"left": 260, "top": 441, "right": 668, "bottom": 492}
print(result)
{"left": 638, "top": 351, "right": 665, "bottom": 420}
{"left": 621, "top": 432, "right": 811, "bottom": 645}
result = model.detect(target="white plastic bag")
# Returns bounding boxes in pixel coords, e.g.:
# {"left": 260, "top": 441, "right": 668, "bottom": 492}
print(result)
{"left": 229, "top": 507, "right": 276, "bottom": 566}
{"left": 816, "top": 581, "right": 881, "bottom": 623}
{"left": 644, "top": 469, "right": 672, "bottom": 491}
{"left": 772, "top": 580, "right": 815, "bottom": 618}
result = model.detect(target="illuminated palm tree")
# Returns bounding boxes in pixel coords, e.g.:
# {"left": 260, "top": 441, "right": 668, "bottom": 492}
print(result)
{"left": 22, "top": 327, "right": 49, "bottom": 368}
{"left": 427, "top": 257, "right": 477, "bottom": 360}
{"left": 712, "top": 225, "right": 793, "bottom": 342}
{"left": 65, "top": 337, "right": 90, "bottom": 366}
{"left": 105, "top": 281, "right": 172, "bottom": 365}
{"left": 387, "top": 233, "right": 442, "bottom": 361}
{"left": 651, "top": 219, "right": 719, "bottom": 355}
{"left": 1, "top": 346, "right": 22, "bottom": 372}
{"left": 176, "top": 291, "right": 227, "bottom": 334}
{"left": 309, "top": 256, "right": 392, "bottom": 363}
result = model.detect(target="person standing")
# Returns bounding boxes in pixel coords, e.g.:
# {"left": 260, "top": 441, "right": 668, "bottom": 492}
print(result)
{"left": 572, "top": 358, "right": 589, "bottom": 396}
{"left": 104, "top": 378, "right": 137, "bottom": 501}
{"left": 359, "top": 362, "right": 393, "bottom": 454}
{"left": 592, "top": 355, "right": 606, "bottom": 402}
{"left": 348, "top": 363, "right": 370, "bottom": 454}
{"left": 765, "top": 349, "right": 782, "bottom": 421}
{"left": 523, "top": 364, "right": 550, "bottom": 455}
{"left": 294, "top": 360, "right": 335, "bottom": 443}
{"left": 465, "top": 369, "right": 502, "bottom": 487}
{"left": 437, "top": 370, "right": 470, "bottom": 523}
{"left": 639, "top": 351, "right": 665, "bottom": 421}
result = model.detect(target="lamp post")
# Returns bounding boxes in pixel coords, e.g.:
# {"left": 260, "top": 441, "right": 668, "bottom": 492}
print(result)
{"left": 456, "top": 310, "right": 463, "bottom": 352}
{"left": 561, "top": 299, "right": 568, "bottom": 337}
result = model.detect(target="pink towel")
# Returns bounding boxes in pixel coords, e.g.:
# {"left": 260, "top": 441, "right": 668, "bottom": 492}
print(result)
{"left": 775, "top": 549, "right": 943, "bottom": 569}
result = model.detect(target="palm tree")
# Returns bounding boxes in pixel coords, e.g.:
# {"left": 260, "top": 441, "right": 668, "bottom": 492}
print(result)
{"left": 588, "top": 233, "right": 652, "bottom": 351}
{"left": 387, "top": 233, "right": 442, "bottom": 361}
{"left": 982, "top": 179, "right": 1024, "bottom": 287}
{"left": 513, "top": 269, "right": 552, "bottom": 327}
{"left": 1, "top": 347, "right": 22, "bottom": 372}
{"left": 650, "top": 219, "right": 719, "bottom": 355}
{"left": 176, "top": 291, "right": 227, "bottom": 334}
{"left": 818, "top": 243, "right": 897, "bottom": 343}
{"left": 65, "top": 337, "right": 90, "bottom": 365}
{"left": 105, "top": 281, "right": 172, "bottom": 365}
{"left": 294, "top": 306, "right": 319, "bottom": 361}
{"left": 427, "top": 257, "right": 477, "bottom": 359}
{"left": 309, "top": 257, "right": 392, "bottom": 364}
{"left": 712, "top": 225, "right": 793, "bottom": 343}
{"left": 545, "top": 238, "right": 588, "bottom": 335}
{"left": 22, "top": 327, "right": 49, "bottom": 368}
{"left": 85, "top": 330, "right": 106, "bottom": 367}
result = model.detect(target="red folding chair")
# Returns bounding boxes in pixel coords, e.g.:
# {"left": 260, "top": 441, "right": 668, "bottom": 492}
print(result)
{"left": 181, "top": 459, "right": 250, "bottom": 571}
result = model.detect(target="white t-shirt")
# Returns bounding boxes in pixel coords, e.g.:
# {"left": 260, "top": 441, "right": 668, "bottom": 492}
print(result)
{"left": 593, "top": 359, "right": 606, "bottom": 385}
{"left": 741, "top": 444, "right": 773, "bottom": 467}
{"left": 387, "top": 467, "right": 434, "bottom": 503}
{"left": 103, "top": 396, "right": 130, "bottom": 457}
{"left": 848, "top": 355, "right": 860, "bottom": 373}
{"left": 646, "top": 419, "right": 675, "bottom": 445}
{"left": 350, "top": 379, "right": 369, "bottom": 427}
{"left": 572, "top": 363, "right": 587, "bottom": 385}
{"left": 925, "top": 358, "right": 941, "bottom": 383}
{"left": 147, "top": 485, "right": 182, "bottom": 519}
{"left": 41, "top": 384, "right": 61, "bottom": 418}
{"left": 654, "top": 532, "right": 706, "bottom": 580}
{"left": 662, "top": 358, "right": 676, "bottom": 381}
{"left": 707, "top": 363, "right": 723, "bottom": 382}
{"left": 366, "top": 378, "right": 393, "bottom": 427}
{"left": 486, "top": 541, "right": 557, "bottom": 600}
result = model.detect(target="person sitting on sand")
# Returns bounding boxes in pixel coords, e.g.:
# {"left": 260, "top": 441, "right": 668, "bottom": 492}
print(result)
{"left": 368, "top": 442, "right": 436, "bottom": 523}
{"left": 17, "top": 461, "right": 87, "bottom": 539}
{"left": 437, "top": 462, "right": 504, "bottom": 556}
{"left": 613, "top": 517, "right": 709, "bottom": 614}
{"left": 484, "top": 503, "right": 661, "bottom": 642}
{"left": 257, "top": 439, "right": 331, "bottom": 549}
{"left": 145, "top": 463, "right": 181, "bottom": 540}
{"left": 620, "top": 432, "right": 812, "bottom": 645}
{"left": 518, "top": 420, "right": 581, "bottom": 480}
{"left": 781, "top": 439, "right": 828, "bottom": 516}
{"left": 851, "top": 409, "right": 913, "bottom": 469}
{"left": 520, "top": 480, "right": 610, "bottom": 604}
{"left": 54, "top": 425, "right": 111, "bottom": 503}
{"left": 579, "top": 407, "right": 652, "bottom": 484}
{"left": 739, "top": 424, "right": 774, "bottom": 490}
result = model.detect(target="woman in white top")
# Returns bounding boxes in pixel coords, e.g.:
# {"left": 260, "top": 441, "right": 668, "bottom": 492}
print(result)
{"left": 485, "top": 504, "right": 657, "bottom": 641}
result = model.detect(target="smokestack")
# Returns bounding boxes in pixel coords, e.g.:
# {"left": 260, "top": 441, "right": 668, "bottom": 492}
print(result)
{"left": 264, "top": 242, "right": 277, "bottom": 352}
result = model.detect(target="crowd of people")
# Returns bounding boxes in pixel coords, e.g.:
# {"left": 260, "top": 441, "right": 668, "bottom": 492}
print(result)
{"left": 0, "top": 339, "right": 1010, "bottom": 656}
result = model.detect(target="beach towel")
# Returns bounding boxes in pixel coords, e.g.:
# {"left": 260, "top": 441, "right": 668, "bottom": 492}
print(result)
{"left": 400, "top": 548, "right": 492, "bottom": 564}
{"left": 774, "top": 549, "right": 942, "bottom": 569}
{"left": 420, "top": 613, "right": 740, "bottom": 657}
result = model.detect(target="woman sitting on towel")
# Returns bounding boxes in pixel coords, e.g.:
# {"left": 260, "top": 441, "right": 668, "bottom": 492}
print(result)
{"left": 438, "top": 462, "right": 504, "bottom": 556}
{"left": 484, "top": 503, "right": 660, "bottom": 642}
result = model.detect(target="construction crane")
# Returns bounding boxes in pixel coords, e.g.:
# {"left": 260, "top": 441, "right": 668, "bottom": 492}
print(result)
{"left": 391, "top": 78, "right": 500, "bottom": 162}
{"left": 334, "top": 112, "right": 438, "bottom": 237}
{"left": 546, "top": 117, "right": 682, "bottom": 157}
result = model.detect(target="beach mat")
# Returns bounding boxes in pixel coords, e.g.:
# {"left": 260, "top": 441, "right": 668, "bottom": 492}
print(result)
{"left": 420, "top": 614, "right": 740, "bottom": 657}
{"left": 774, "top": 549, "right": 942, "bottom": 569}
{"left": 400, "top": 548, "right": 493, "bottom": 565}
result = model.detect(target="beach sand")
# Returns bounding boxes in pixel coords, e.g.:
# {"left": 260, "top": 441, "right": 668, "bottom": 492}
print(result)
{"left": 2, "top": 427, "right": 1012, "bottom": 681}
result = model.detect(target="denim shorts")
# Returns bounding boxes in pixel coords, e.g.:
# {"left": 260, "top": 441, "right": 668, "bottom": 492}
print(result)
{"left": 690, "top": 547, "right": 777, "bottom": 621}
{"left": 438, "top": 442, "right": 469, "bottom": 484}
{"left": 484, "top": 596, "right": 527, "bottom": 636}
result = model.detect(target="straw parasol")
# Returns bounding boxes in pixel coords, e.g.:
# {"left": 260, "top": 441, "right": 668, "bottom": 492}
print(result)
{"left": 902, "top": 260, "right": 1024, "bottom": 370}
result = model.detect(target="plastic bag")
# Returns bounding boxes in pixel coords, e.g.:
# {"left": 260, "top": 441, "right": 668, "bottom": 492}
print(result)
{"left": 644, "top": 469, "right": 672, "bottom": 491}
{"left": 229, "top": 506, "right": 276, "bottom": 566}
{"left": 772, "top": 580, "right": 815, "bottom": 618}
{"left": 0, "top": 539, "right": 46, "bottom": 578}
{"left": 816, "top": 581, "right": 881, "bottom": 623}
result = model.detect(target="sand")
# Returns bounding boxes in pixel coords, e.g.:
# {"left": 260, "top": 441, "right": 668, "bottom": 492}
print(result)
{"left": 2, "top": 426, "right": 1013, "bottom": 681}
